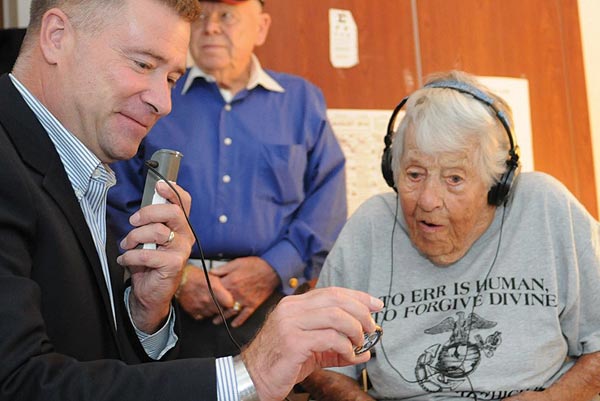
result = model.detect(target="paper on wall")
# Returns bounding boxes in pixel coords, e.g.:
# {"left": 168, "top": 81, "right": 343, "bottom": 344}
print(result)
{"left": 327, "top": 109, "right": 394, "bottom": 216}
{"left": 478, "top": 76, "right": 535, "bottom": 172}
{"left": 328, "top": 9, "right": 359, "bottom": 69}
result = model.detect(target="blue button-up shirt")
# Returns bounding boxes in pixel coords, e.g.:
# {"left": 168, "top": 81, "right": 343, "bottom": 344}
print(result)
{"left": 108, "top": 56, "right": 347, "bottom": 294}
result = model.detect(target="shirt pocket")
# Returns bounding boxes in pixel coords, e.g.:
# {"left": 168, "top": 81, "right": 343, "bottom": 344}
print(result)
{"left": 258, "top": 143, "right": 307, "bottom": 206}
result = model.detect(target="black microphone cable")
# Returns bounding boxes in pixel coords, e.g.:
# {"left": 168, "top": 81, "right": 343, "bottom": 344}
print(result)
{"left": 144, "top": 160, "right": 242, "bottom": 352}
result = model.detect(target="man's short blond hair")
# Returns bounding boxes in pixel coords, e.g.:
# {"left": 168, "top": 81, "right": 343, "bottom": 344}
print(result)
{"left": 28, "top": 0, "right": 200, "bottom": 32}
{"left": 21, "top": 0, "right": 199, "bottom": 52}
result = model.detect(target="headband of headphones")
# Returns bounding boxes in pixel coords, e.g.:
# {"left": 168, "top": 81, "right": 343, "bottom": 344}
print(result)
{"left": 381, "top": 79, "right": 521, "bottom": 205}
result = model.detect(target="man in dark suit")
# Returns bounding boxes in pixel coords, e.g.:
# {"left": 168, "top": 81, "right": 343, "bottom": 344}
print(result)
{"left": 0, "top": 0, "right": 383, "bottom": 400}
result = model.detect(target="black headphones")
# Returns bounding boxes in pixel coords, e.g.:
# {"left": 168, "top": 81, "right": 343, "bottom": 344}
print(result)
{"left": 381, "top": 80, "right": 521, "bottom": 206}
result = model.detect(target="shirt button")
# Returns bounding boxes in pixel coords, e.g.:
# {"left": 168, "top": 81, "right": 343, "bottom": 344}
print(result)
{"left": 289, "top": 277, "right": 299, "bottom": 289}
{"left": 224, "top": 137, "right": 232, "bottom": 146}
{"left": 219, "top": 215, "right": 228, "bottom": 224}
{"left": 222, "top": 175, "right": 231, "bottom": 183}
{"left": 224, "top": 104, "right": 232, "bottom": 111}
{"left": 92, "top": 169, "right": 101, "bottom": 178}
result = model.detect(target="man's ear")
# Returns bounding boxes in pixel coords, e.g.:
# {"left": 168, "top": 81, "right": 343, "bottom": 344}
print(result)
{"left": 39, "top": 8, "right": 73, "bottom": 65}
{"left": 255, "top": 12, "right": 271, "bottom": 47}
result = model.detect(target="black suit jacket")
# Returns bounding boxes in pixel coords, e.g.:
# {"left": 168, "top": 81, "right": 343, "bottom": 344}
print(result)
{"left": 0, "top": 74, "right": 217, "bottom": 400}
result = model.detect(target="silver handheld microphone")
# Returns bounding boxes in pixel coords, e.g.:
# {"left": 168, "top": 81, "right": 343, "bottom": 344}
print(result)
{"left": 139, "top": 149, "right": 183, "bottom": 250}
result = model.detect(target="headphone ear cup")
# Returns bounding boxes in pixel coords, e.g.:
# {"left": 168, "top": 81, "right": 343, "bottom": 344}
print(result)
{"left": 381, "top": 98, "right": 408, "bottom": 192}
{"left": 381, "top": 147, "right": 396, "bottom": 190}
{"left": 487, "top": 163, "right": 517, "bottom": 206}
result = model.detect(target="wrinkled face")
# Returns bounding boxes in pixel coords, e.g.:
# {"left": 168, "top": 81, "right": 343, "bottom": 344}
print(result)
{"left": 397, "top": 130, "right": 496, "bottom": 266}
{"left": 60, "top": 0, "right": 190, "bottom": 162}
{"left": 190, "top": 1, "right": 269, "bottom": 76}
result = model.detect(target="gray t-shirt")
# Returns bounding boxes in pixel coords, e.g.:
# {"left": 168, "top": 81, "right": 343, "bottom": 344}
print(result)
{"left": 318, "top": 172, "right": 600, "bottom": 400}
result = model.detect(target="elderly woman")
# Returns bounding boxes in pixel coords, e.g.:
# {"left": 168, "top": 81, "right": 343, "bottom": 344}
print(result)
{"left": 303, "top": 71, "right": 600, "bottom": 401}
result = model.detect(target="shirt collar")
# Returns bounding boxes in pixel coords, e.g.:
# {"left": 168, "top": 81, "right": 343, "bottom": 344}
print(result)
{"left": 181, "top": 54, "right": 285, "bottom": 96}
{"left": 8, "top": 74, "right": 116, "bottom": 200}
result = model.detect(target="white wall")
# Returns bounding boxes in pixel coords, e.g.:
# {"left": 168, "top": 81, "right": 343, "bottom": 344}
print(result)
{"left": 578, "top": 0, "right": 600, "bottom": 216}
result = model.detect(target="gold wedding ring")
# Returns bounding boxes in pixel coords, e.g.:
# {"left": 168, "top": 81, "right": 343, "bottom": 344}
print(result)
{"left": 166, "top": 230, "right": 175, "bottom": 243}
{"left": 232, "top": 301, "right": 242, "bottom": 312}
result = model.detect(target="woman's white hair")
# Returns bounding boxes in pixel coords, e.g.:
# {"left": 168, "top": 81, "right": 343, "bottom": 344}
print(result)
{"left": 390, "top": 70, "right": 515, "bottom": 190}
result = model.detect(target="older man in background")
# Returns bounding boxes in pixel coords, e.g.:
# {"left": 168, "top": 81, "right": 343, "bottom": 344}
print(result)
{"left": 108, "top": 0, "right": 347, "bottom": 356}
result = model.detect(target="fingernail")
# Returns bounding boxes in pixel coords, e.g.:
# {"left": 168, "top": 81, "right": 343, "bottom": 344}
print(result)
{"left": 371, "top": 297, "right": 384, "bottom": 310}
{"left": 116, "top": 255, "right": 123, "bottom": 265}
{"left": 129, "top": 212, "right": 140, "bottom": 225}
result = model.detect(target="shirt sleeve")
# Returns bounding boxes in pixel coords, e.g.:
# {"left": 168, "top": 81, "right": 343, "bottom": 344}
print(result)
{"left": 262, "top": 116, "right": 347, "bottom": 294}
{"left": 124, "top": 286, "right": 178, "bottom": 360}
{"left": 216, "top": 356, "right": 239, "bottom": 401}
{"left": 558, "top": 195, "right": 600, "bottom": 355}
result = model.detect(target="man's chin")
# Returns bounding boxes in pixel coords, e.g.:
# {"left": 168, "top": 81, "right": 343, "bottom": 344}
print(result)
{"left": 108, "top": 127, "right": 148, "bottom": 161}
{"left": 103, "top": 142, "right": 143, "bottom": 163}
{"left": 116, "top": 147, "right": 141, "bottom": 162}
